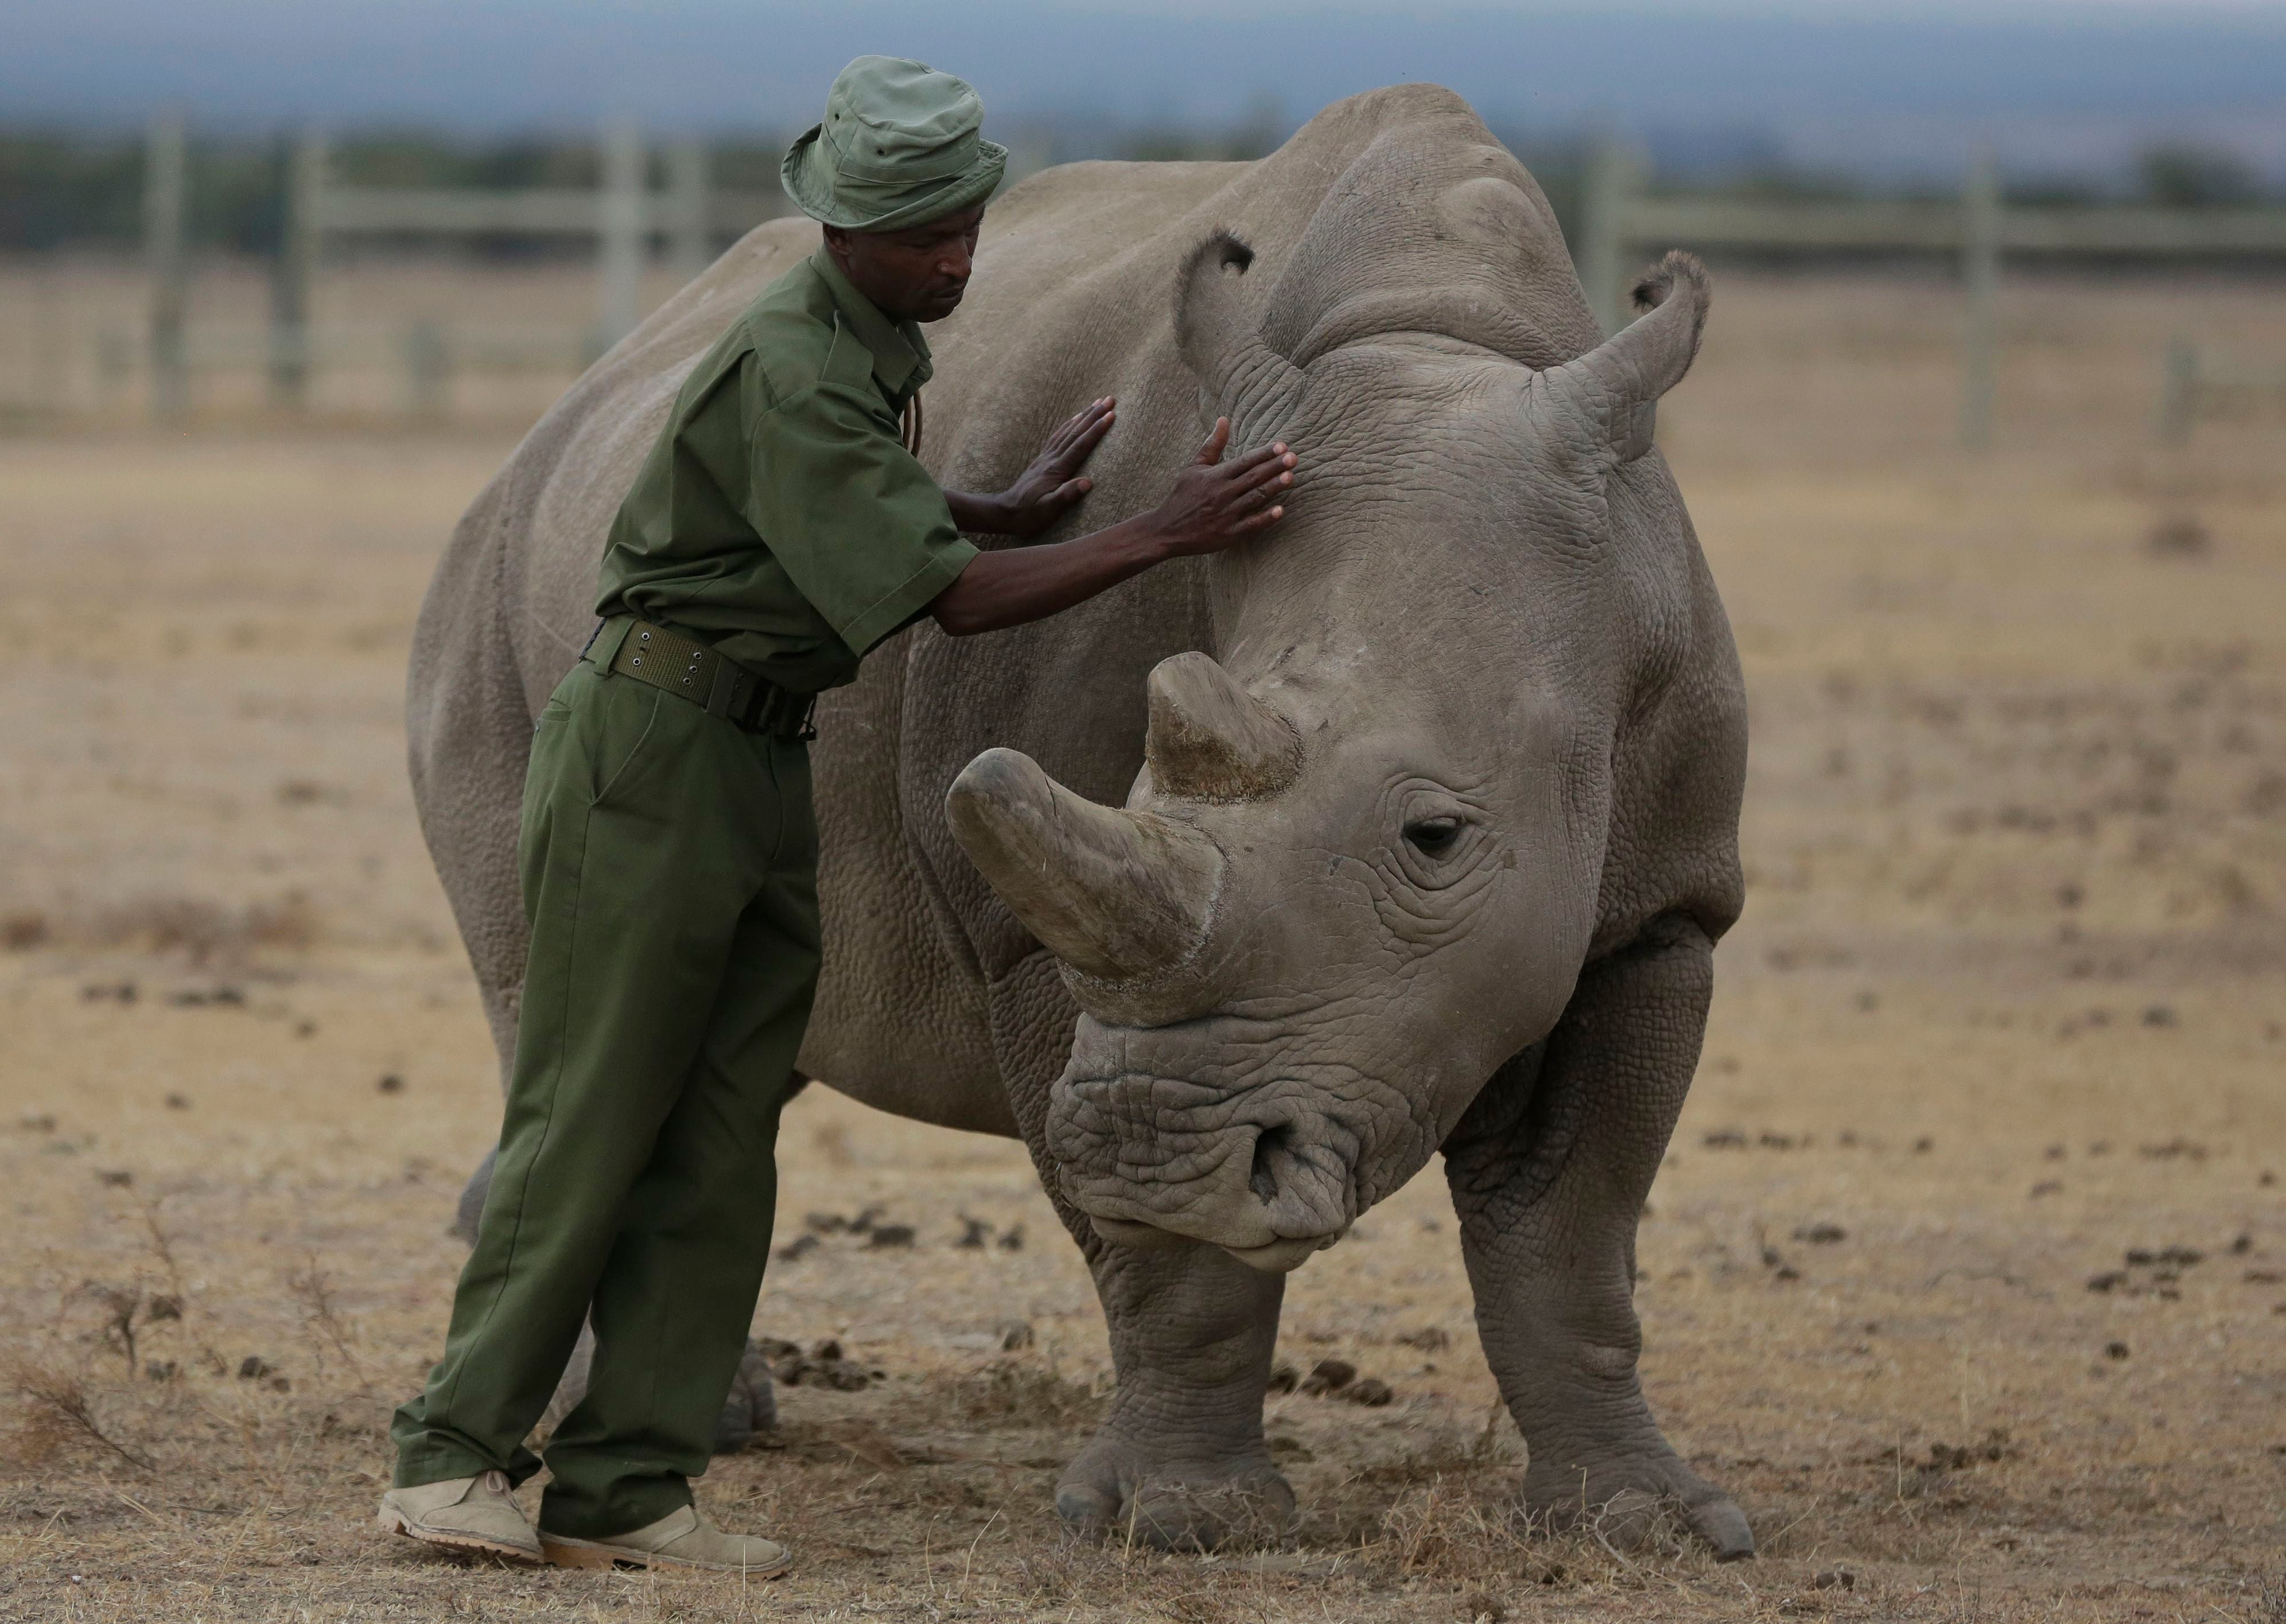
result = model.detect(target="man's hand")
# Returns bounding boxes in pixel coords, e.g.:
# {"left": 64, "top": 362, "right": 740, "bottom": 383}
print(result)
{"left": 957, "top": 397, "right": 1117, "bottom": 539}
{"left": 928, "top": 416, "right": 1298, "bottom": 638}
{"left": 1143, "top": 419, "right": 1294, "bottom": 556}
{"left": 1005, "top": 396, "right": 1117, "bottom": 536}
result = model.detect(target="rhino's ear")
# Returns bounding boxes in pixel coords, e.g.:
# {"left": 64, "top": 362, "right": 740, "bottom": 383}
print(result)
{"left": 1174, "top": 231, "right": 1307, "bottom": 434}
{"left": 1531, "top": 250, "right": 1710, "bottom": 462}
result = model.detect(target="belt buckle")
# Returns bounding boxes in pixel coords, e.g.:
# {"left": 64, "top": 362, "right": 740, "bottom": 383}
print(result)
{"left": 702, "top": 649, "right": 739, "bottom": 717}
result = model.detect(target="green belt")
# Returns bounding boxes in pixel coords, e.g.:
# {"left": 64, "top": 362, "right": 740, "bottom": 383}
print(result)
{"left": 584, "top": 616, "right": 818, "bottom": 741}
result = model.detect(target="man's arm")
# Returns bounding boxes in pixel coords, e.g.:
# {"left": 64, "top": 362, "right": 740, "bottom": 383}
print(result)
{"left": 942, "top": 489, "right": 1016, "bottom": 535}
{"left": 930, "top": 420, "right": 1293, "bottom": 637}
{"left": 943, "top": 398, "right": 1118, "bottom": 538}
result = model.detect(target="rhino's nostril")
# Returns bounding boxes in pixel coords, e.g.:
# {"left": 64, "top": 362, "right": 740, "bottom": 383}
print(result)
{"left": 1249, "top": 1124, "right": 1293, "bottom": 1204}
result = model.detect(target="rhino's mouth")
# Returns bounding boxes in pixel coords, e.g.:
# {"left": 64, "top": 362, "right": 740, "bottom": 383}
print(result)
{"left": 1049, "top": 1070, "right": 1366, "bottom": 1271}
{"left": 1087, "top": 1214, "right": 1340, "bottom": 1275}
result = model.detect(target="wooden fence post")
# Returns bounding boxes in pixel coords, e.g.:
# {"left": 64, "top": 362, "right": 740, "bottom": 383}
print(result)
{"left": 1959, "top": 148, "right": 2000, "bottom": 452}
{"left": 1577, "top": 134, "right": 1642, "bottom": 337}
{"left": 96, "top": 330, "right": 135, "bottom": 411}
{"left": 270, "top": 131, "right": 325, "bottom": 410}
{"left": 2157, "top": 338, "right": 2199, "bottom": 443}
{"left": 596, "top": 119, "right": 646, "bottom": 350}
{"left": 667, "top": 139, "right": 712, "bottom": 285}
{"left": 145, "top": 108, "right": 189, "bottom": 422}
{"left": 403, "top": 322, "right": 450, "bottom": 418}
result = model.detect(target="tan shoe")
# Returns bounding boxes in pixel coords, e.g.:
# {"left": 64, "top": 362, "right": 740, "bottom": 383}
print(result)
{"left": 541, "top": 1505, "right": 791, "bottom": 1575}
{"left": 378, "top": 1469, "right": 541, "bottom": 1561}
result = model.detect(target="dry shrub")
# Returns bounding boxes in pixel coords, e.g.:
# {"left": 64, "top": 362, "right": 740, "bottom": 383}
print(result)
{"left": 1157, "top": 1588, "right": 1239, "bottom": 1623}
{"left": 1348, "top": 1402, "right": 1522, "bottom": 1489}
{"left": 2, "top": 909, "right": 49, "bottom": 949}
{"left": 243, "top": 891, "right": 320, "bottom": 951}
{"left": 946, "top": 1358, "right": 1106, "bottom": 1427}
{"left": 80, "top": 1280, "right": 145, "bottom": 1369}
{"left": 1376, "top": 1477, "right": 1584, "bottom": 1591}
{"left": 2260, "top": 1571, "right": 2286, "bottom": 1624}
{"left": 86, "top": 890, "right": 319, "bottom": 961}
{"left": 1004, "top": 1539, "right": 1099, "bottom": 1609}
{"left": 286, "top": 1256, "right": 370, "bottom": 1385}
{"left": 6, "top": 1361, "right": 154, "bottom": 1471}
{"left": 94, "top": 896, "right": 237, "bottom": 959}
{"left": 1381, "top": 1475, "right": 1495, "bottom": 1575}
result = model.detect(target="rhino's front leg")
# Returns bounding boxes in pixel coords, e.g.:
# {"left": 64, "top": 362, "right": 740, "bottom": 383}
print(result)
{"left": 1442, "top": 914, "right": 1754, "bottom": 1560}
{"left": 1056, "top": 1236, "right": 1292, "bottom": 1548}
{"left": 990, "top": 951, "right": 1292, "bottom": 1549}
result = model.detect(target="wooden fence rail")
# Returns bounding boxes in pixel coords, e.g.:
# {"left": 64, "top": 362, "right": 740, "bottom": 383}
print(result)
{"left": 97, "top": 322, "right": 600, "bottom": 417}
{"left": 139, "top": 116, "right": 786, "bottom": 418}
{"left": 2158, "top": 339, "right": 2286, "bottom": 442}
{"left": 312, "top": 186, "right": 780, "bottom": 237}
{"left": 134, "top": 119, "right": 2286, "bottom": 433}
{"left": 1573, "top": 135, "right": 2286, "bottom": 450}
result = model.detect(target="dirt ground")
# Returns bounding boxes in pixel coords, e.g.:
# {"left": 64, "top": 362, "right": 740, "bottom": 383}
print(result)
{"left": 1, "top": 262, "right": 2282, "bottom": 1623}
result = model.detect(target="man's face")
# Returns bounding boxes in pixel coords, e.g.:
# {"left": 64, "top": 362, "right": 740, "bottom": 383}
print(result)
{"left": 823, "top": 206, "right": 986, "bottom": 324}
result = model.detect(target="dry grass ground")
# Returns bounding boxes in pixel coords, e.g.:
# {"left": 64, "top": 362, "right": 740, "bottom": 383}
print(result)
{"left": 1, "top": 263, "right": 2283, "bottom": 1622}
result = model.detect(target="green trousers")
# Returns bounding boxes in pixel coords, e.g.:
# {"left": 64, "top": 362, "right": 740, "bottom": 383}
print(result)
{"left": 391, "top": 653, "right": 819, "bottom": 1538}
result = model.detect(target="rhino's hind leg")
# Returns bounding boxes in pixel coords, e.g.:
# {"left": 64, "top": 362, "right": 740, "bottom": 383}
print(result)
{"left": 986, "top": 951, "right": 1293, "bottom": 1549}
{"left": 538, "top": 1322, "right": 777, "bottom": 1455}
{"left": 453, "top": 1146, "right": 499, "bottom": 1244}
{"left": 406, "top": 564, "right": 539, "bottom": 1243}
{"left": 1442, "top": 914, "right": 1754, "bottom": 1561}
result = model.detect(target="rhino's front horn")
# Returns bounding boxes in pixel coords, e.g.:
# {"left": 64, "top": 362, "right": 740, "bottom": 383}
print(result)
{"left": 1146, "top": 652, "right": 1301, "bottom": 801}
{"left": 947, "top": 748, "right": 1223, "bottom": 982}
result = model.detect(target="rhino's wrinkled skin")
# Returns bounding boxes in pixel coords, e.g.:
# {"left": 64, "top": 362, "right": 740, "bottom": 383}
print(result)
{"left": 410, "top": 85, "right": 1751, "bottom": 1557}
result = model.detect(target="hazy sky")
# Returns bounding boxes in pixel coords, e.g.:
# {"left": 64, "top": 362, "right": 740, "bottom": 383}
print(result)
{"left": 8, "top": 0, "right": 2282, "bottom": 175}
{"left": 1003, "top": 0, "right": 2285, "bottom": 9}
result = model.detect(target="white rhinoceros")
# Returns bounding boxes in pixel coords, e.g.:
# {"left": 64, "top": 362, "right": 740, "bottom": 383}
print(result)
{"left": 407, "top": 83, "right": 1750, "bottom": 1556}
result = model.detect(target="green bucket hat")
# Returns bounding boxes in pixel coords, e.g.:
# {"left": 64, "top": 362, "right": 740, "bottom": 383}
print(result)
{"left": 782, "top": 56, "right": 1008, "bottom": 232}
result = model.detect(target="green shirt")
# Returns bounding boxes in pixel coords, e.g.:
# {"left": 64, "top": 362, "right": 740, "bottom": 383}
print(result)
{"left": 594, "top": 250, "right": 979, "bottom": 694}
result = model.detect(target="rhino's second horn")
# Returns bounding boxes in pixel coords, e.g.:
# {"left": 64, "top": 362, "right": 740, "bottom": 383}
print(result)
{"left": 1144, "top": 652, "right": 1301, "bottom": 803}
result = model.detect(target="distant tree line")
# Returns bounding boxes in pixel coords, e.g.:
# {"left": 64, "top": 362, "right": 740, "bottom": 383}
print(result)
{"left": 0, "top": 121, "right": 2272, "bottom": 256}
{"left": 0, "top": 129, "right": 802, "bottom": 255}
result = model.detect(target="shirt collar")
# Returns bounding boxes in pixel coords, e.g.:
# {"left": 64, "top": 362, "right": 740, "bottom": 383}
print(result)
{"left": 810, "top": 248, "right": 932, "bottom": 400}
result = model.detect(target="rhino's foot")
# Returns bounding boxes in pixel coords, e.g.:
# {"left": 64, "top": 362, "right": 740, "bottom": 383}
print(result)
{"left": 1522, "top": 1447, "right": 1752, "bottom": 1561}
{"left": 1055, "top": 1435, "right": 1296, "bottom": 1551}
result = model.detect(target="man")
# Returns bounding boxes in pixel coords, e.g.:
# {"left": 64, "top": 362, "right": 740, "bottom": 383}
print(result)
{"left": 379, "top": 57, "right": 1295, "bottom": 1576}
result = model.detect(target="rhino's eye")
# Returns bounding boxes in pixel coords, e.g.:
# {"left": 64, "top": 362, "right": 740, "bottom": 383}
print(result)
{"left": 1403, "top": 817, "right": 1463, "bottom": 858}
